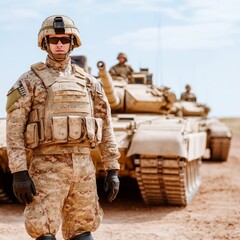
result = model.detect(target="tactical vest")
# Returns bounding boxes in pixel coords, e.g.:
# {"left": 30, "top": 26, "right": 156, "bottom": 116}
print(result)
{"left": 25, "top": 62, "right": 102, "bottom": 149}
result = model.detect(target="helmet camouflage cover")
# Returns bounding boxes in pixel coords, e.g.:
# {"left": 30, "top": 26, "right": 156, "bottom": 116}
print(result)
{"left": 38, "top": 15, "right": 81, "bottom": 50}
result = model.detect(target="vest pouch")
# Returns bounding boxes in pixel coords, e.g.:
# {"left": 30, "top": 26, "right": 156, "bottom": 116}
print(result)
{"left": 39, "top": 119, "right": 45, "bottom": 141}
{"left": 29, "top": 109, "right": 39, "bottom": 122}
{"left": 85, "top": 117, "right": 95, "bottom": 142}
{"left": 25, "top": 122, "right": 39, "bottom": 149}
{"left": 37, "top": 106, "right": 45, "bottom": 141}
{"left": 69, "top": 116, "right": 82, "bottom": 140}
{"left": 95, "top": 118, "right": 103, "bottom": 143}
{"left": 52, "top": 116, "right": 68, "bottom": 142}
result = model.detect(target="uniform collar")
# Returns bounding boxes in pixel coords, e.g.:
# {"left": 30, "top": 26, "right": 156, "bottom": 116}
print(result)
{"left": 46, "top": 55, "right": 71, "bottom": 71}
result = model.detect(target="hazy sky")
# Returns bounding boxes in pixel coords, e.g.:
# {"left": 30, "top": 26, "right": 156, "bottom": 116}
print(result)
{"left": 1, "top": 0, "right": 240, "bottom": 117}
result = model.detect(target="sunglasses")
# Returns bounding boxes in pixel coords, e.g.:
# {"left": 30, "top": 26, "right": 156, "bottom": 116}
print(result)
{"left": 48, "top": 37, "right": 71, "bottom": 44}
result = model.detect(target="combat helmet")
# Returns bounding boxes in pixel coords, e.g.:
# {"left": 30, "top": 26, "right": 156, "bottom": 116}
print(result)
{"left": 117, "top": 52, "right": 128, "bottom": 62}
{"left": 38, "top": 15, "right": 81, "bottom": 51}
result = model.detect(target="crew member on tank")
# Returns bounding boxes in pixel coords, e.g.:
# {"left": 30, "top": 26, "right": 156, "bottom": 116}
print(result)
{"left": 109, "top": 52, "right": 134, "bottom": 83}
{"left": 180, "top": 84, "right": 197, "bottom": 102}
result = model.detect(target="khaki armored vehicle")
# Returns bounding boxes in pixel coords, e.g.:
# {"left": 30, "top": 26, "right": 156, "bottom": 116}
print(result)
{"left": 89, "top": 60, "right": 207, "bottom": 206}
{"left": 174, "top": 100, "right": 232, "bottom": 161}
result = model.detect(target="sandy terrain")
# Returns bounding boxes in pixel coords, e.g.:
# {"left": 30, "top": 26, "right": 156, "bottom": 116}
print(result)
{"left": 0, "top": 124, "right": 240, "bottom": 240}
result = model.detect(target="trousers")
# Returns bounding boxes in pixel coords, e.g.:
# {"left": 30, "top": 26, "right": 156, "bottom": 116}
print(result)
{"left": 24, "top": 152, "right": 103, "bottom": 239}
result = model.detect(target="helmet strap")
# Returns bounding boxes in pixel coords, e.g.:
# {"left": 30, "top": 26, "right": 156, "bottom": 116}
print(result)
{"left": 70, "top": 35, "right": 75, "bottom": 51}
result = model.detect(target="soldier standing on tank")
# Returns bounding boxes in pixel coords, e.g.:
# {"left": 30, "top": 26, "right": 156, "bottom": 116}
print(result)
{"left": 180, "top": 84, "right": 197, "bottom": 102}
{"left": 109, "top": 52, "right": 134, "bottom": 82}
{"left": 6, "top": 15, "right": 120, "bottom": 240}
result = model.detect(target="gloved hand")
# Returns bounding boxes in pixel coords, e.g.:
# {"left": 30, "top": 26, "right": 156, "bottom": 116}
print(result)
{"left": 13, "top": 170, "right": 36, "bottom": 204}
{"left": 104, "top": 169, "right": 120, "bottom": 202}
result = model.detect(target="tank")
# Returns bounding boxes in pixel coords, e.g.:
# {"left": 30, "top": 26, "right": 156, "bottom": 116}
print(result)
{"left": 174, "top": 100, "right": 232, "bottom": 161}
{"left": 89, "top": 60, "right": 207, "bottom": 206}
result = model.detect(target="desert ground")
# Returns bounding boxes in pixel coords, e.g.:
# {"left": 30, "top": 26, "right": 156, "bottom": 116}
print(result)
{"left": 0, "top": 118, "right": 239, "bottom": 240}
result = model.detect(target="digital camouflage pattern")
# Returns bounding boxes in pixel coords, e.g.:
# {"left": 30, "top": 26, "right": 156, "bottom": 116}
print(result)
{"left": 25, "top": 153, "right": 103, "bottom": 239}
{"left": 6, "top": 56, "right": 120, "bottom": 173}
{"left": 6, "top": 56, "right": 120, "bottom": 238}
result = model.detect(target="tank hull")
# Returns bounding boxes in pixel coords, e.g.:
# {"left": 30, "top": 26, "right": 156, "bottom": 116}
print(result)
{"left": 174, "top": 101, "right": 232, "bottom": 161}
{"left": 92, "top": 114, "right": 206, "bottom": 206}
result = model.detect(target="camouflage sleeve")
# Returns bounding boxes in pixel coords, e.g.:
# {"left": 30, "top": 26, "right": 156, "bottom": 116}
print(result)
{"left": 6, "top": 71, "right": 35, "bottom": 173}
{"left": 109, "top": 65, "right": 118, "bottom": 77}
{"left": 91, "top": 76, "right": 120, "bottom": 171}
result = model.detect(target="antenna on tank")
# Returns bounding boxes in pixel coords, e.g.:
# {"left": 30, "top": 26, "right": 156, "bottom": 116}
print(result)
{"left": 155, "top": 8, "right": 162, "bottom": 87}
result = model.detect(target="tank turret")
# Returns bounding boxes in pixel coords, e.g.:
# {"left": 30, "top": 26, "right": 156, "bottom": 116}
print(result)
{"left": 94, "top": 60, "right": 207, "bottom": 206}
{"left": 97, "top": 61, "right": 177, "bottom": 114}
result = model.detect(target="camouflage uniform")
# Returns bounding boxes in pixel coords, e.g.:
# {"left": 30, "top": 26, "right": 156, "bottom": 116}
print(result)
{"left": 6, "top": 15, "right": 120, "bottom": 240}
{"left": 180, "top": 84, "right": 197, "bottom": 102}
{"left": 109, "top": 53, "right": 134, "bottom": 82}
{"left": 180, "top": 92, "right": 197, "bottom": 102}
{"left": 109, "top": 63, "right": 134, "bottom": 82}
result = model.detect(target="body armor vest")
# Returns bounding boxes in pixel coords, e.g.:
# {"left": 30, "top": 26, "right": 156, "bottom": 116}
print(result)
{"left": 25, "top": 62, "right": 102, "bottom": 149}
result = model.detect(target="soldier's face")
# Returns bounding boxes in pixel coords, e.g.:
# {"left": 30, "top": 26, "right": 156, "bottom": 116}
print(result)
{"left": 48, "top": 34, "right": 71, "bottom": 55}
{"left": 118, "top": 56, "right": 126, "bottom": 64}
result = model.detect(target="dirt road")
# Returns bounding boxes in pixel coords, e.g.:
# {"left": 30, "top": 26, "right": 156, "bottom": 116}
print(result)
{"left": 0, "top": 136, "right": 240, "bottom": 240}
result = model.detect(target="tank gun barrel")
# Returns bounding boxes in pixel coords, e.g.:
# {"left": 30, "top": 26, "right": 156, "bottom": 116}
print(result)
{"left": 97, "top": 61, "right": 123, "bottom": 110}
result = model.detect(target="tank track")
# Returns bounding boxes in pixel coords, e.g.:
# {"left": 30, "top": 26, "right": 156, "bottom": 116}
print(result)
{"left": 134, "top": 155, "right": 201, "bottom": 206}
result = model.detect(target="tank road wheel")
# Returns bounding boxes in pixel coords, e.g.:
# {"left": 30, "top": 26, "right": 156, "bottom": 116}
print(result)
{"left": 134, "top": 155, "right": 202, "bottom": 206}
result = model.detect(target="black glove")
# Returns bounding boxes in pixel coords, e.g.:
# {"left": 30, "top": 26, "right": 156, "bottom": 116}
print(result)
{"left": 104, "top": 169, "right": 120, "bottom": 202}
{"left": 13, "top": 170, "right": 36, "bottom": 204}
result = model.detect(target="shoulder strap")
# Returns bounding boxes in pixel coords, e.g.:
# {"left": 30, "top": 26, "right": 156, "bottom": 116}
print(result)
{"left": 31, "top": 62, "right": 56, "bottom": 87}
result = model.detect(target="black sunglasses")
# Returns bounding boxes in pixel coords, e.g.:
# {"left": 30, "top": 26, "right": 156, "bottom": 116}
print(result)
{"left": 48, "top": 37, "right": 71, "bottom": 44}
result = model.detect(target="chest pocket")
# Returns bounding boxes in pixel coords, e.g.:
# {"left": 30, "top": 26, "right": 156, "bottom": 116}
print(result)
{"left": 50, "top": 79, "right": 92, "bottom": 115}
{"left": 52, "top": 81, "right": 88, "bottom": 103}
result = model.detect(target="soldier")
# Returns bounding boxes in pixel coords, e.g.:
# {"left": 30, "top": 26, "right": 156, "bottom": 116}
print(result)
{"left": 6, "top": 15, "right": 120, "bottom": 240}
{"left": 109, "top": 52, "right": 134, "bottom": 82}
{"left": 180, "top": 84, "right": 197, "bottom": 102}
